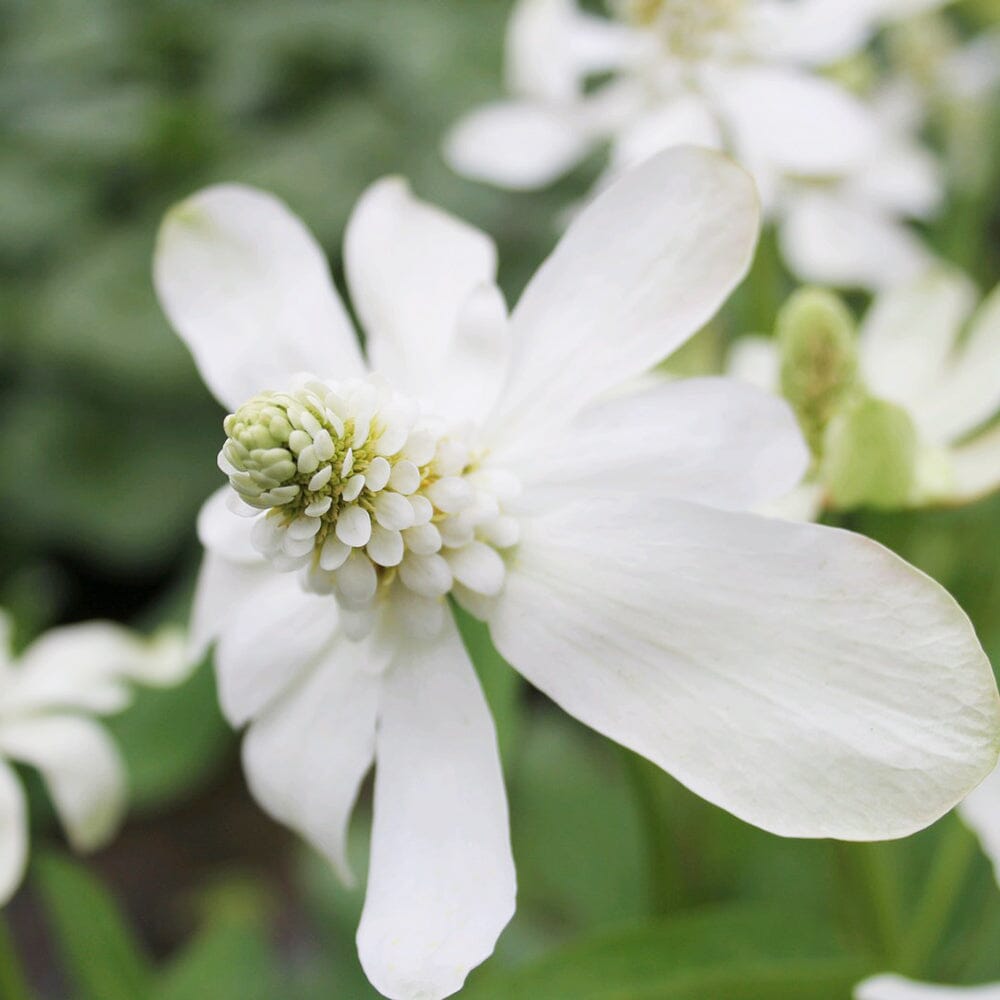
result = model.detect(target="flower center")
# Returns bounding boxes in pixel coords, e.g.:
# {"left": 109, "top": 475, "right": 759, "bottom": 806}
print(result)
{"left": 221, "top": 375, "right": 520, "bottom": 636}
{"left": 618, "top": 0, "right": 746, "bottom": 59}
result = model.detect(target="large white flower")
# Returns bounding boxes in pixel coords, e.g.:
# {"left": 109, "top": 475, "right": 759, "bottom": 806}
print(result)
{"left": 154, "top": 148, "right": 1000, "bottom": 1000}
{"left": 0, "top": 611, "right": 188, "bottom": 906}
{"left": 729, "top": 268, "right": 1000, "bottom": 514}
{"left": 858, "top": 976, "right": 1000, "bottom": 998}
{"left": 444, "top": 0, "right": 944, "bottom": 289}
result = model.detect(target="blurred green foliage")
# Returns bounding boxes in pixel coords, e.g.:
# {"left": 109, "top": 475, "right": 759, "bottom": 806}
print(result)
{"left": 1, "top": 0, "right": 999, "bottom": 998}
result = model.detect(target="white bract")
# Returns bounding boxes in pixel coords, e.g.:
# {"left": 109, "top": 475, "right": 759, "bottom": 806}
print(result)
{"left": 729, "top": 269, "right": 1000, "bottom": 514}
{"left": 444, "top": 0, "right": 945, "bottom": 289}
{"left": 0, "top": 611, "right": 188, "bottom": 905}
{"left": 154, "top": 148, "right": 1000, "bottom": 1000}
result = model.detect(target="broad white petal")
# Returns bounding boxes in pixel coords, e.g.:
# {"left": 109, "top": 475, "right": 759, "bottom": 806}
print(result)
{"left": 344, "top": 177, "right": 498, "bottom": 404}
{"left": 215, "top": 575, "right": 339, "bottom": 727}
{"left": 357, "top": 618, "right": 515, "bottom": 1000}
{"left": 0, "top": 715, "right": 125, "bottom": 852}
{"left": 710, "top": 65, "right": 878, "bottom": 178}
{"left": 847, "top": 141, "right": 943, "bottom": 220}
{"left": 949, "top": 424, "right": 1000, "bottom": 504}
{"left": 489, "top": 147, "right": 759, "bottom": 452}
{"left": 751, "top": 0, "right": 878, "bottom": 66}
{"left": 780, "top": 191, "right": 934, "bottom": 291}
{"left": 154, "top": 184, "right": 365, "bottom": 410}
{"left": 444, "top": 101, "right": 593, "bottom": 191}
{"left": 726, "top": 335, "right": 779, "bottom": 392}
{"left": 856, "top": 975, "right": 1000, "bottom": 999}
{"left": 511, "top": 377, "right": 809, "bottom": 512}
{"left": 190, "top": 552, "right": 272, "bottom": 660}
{"left": 241, "top": 637, "right": 379, "bottom": 883}
{"left": 919, "top": 283, "right": 1000, "bottom": 443}
{"left": 960, "top": 764, "right": 1000, "bottom": 888}
{"left": 197, "top": 487, "right": 262, "bottom": 564}
{"left": 489, "top": 496, "right": 1000, "bottom": 840}
{"left": 0, "top": 760, "right": 27, "bottom": 906}
{"left": 859, "top": 269, "right": 978, "bottom": 417}
{"left": 609, "top": 95, "right": 723, "bottom": 174}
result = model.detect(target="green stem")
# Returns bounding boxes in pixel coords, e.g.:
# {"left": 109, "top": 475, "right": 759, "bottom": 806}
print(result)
{"left": 0, "top": 912, "right": 33, "bottom": 1000}
{"left": 835, "top": 842, "right": 903, "bottom": 965}
{"left": 620, "top": 750, "right": 689, "bottom": 916}
{"left": 897, "top": 817, "right": 978, "bottom": 978}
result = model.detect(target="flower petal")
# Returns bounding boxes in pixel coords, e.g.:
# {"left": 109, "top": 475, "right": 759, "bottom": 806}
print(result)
{"left": 859, "top": 268, "right": 978, "bottom": 422}
{"left": 511, "top": 377, "right": 809, "bottom": 512}
{"left": 215, "top": 575, "right": 339, "bottom": 727}
{"left": 190, "top": 553, "right": 272, "bottom": 661}
{"left": 197, "top": 487, "right": 262, "bottom": 564}
{"left": 154, "top": 184, "right": 365, "bottom": 410}
{"left": 710, "top": 65, "right": 878, "bottom": 177}
{"left": 344, "top": 177, "right": 498, "bottom": 405}
{"left": 357, "top": 618, "right": 515, "bottom": 1000}
{"left": 489, "top": 146, "right": 759, "bottom": 451}
{"left": 241, "top": 637, "right": 380, "bottom": 884}
{"left": 856, "top": 975, "right": 1000, "bottom": 999}
{"left": 959, "top": 764, "right": 1000, "bottom": 888}
{"left": 0, "top": 715, "right": 125, "bottom": 852}
{"left": 444, "top": 101, "right": 594, "bottom": 191}
{"left": 489, "top": 495, "right": 1000, "bottom": 840}
{"left": 609, "top": 95, "right": 723, "bottom": 174}
{"left": 0, "top": 759, "right": 28, "bottom": 906}
{"left": 780, "top": 191, "right": 934, "bottom": 290}
{"left": 949, "top": 424, "right": 1000, "bottom": 504}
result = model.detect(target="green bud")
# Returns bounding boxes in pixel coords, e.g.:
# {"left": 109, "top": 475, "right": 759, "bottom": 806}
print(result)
{"left": 777, "top": 288, "right": 860, "bottom": 457}
{"left": 822, "top": 397, "right": 919, "bottom": 511}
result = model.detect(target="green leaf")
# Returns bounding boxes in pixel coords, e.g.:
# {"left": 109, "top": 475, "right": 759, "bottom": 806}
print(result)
{"left": 463, "top": 904, "right": 871, "bottom": 1000}
{"left": 152, "top": 880, "right": 279, "bottom": 1000}
{"left": 33, "top": 852, "right": 153, "bottom": 1000}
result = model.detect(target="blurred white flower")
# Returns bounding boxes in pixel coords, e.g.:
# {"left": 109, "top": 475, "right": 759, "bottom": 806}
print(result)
{"left": 0, "top": 611, "right": 189, "bottom": 906}
{"left": 444, "top": 0, "right": 945, "bottom": 289}
{"left": 857, "top": 975, "right": 1000, "bottom": 998}
{"left": 729, "top": 269, "right": 1000, "bottom": 513}
{"left": 155, "top": 147, "right": 1000, "bottom": 1000}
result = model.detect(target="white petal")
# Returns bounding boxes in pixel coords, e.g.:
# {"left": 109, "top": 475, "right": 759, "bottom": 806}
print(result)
{"left": 197, "top": 487, "right": 262, "bottom": 563}
{"left": 780, "top": 191, "right": 934, "bottom": 291}
{"left": 344, "top": 177, "right": 497, "bottom": 402}
{"left": 373, "top": 491, "right": 417, "bottom": 531}
{"left": 443, "top": 542, "right": 507, "bottom": 597}
{"left": 489, "top": 495, "right": 1000, "bottom": 840}
{"left": 726, "top": 335, "right": 779, "bottom": 392}
{"left": 357, "top": 619, "right": 515, "bottom": 1000}
{"left": 215, "top": 575, "right": 338, "bottom": 727}
{"left": 918, "top": 282, "right": 1000, "bottom": 443}
{"left": 190, "top": 553, "right": 272, "bottom": 660}
{"left": 242, "top": 640, "right": 379, "bottom": 883}
{"left": 856, "top": 975, "right": 1000, "bottom": 999}
{"left": 334, "top": 551, "right": 379, "bottom": 608}
{"left": 367, "top": 525, "right": 405, "bottom": 568}
{"left": 859, "top": 268, "right": 978, "bottom": 419}
{"left": 398, "top": 553, "right": 453, "bottom": 599}
{"left": 0, "top": 760, "right": 28, "bottom": 906}
{"left": 949, "top": 424, "right": 1000, "bottom": 504}
{"left": 609, "top": 95, "right": 723, "bottom": 174}
{"left": 488, "top": 147, "right": 759, "bottom": 451}
{"left": 512, "top": 377, "right": 809, "bottom": 512}
{"left": 154, "top": 184, "right": 365, "bottom": 410}
{"left": 444, "top": 101, "right": 593, "bottom": 192}
{"left": 847, "top": 140, "right": 943, "bottom": 220}
{"left": 710, "top": 65, "right": 878, "bottom": 177}
{"left": 364, "top": 456, "right": 391, "bottom": 493}
{"left": 0, "top": 716, "right": 125, "bottom": 852}
{"left": 959, "top": 764, "right": 1000, "bottom": 889}
{"left": 336, "top": 504, "right": 372, "bottom": 548}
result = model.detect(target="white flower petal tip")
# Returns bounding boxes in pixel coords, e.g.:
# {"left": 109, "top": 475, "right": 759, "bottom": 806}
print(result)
{"left": 490, "top": 497, "right": 1000, "bottom": 842}
{"left": 489, "top": 145, "right": 760, "bottom": 449}
{"left": 856, "top": 974, "right": 1000, "bottom": 999}
{"left": 154, "top": 183, "right": 364, "bottom": 411}
{"left": 0, "top": 761, "right": 28, "bottom": 906}
{"left": 357, "top": 625, "right": 515, "bottom": 1000}
{"left": 959, "top": 764, "right": 1000, "bottom": 888}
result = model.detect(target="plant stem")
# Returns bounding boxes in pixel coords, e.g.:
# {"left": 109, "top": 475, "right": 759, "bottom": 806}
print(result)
{"left": 620, "top": 750, "right": 690, "bottom": 916}
{"left": 897, "top": 816, "right": 978, "bottom": 978}
{"left": 0, "top": 912, "right": 33, "bottom": 1000}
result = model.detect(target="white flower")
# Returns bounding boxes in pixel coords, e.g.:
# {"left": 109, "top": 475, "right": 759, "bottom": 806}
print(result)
{"left": 444, "top": 0, "right": 945, "bottom": 289}
{"left": 857, "top": 976, "right": 1000, "bottom": 998}
{"left": 729, "top": 269, "right": 1000, "bottom": 513}
{"left": 154, "top": 147, "right": 1000, "bottom": 1000}
{"left": 0, "top": 611, "right": 189, "bottom": 906}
